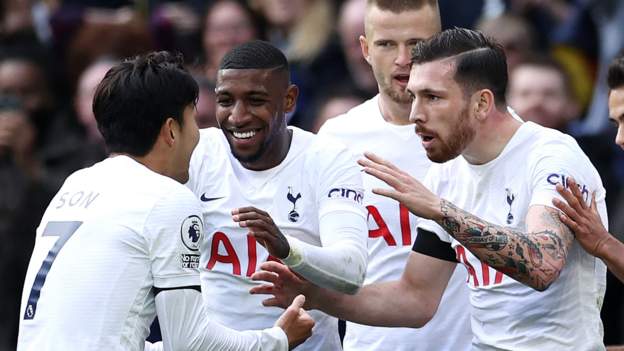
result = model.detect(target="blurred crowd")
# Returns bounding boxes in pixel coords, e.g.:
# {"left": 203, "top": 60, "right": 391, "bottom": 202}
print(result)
{"left": 1, "top": 0, "right": 624, "bottom": 350}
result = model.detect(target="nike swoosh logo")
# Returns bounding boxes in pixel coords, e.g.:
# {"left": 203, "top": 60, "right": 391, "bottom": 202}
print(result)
{"left": 200, "top": 194, "right": 225, "bottom": 202}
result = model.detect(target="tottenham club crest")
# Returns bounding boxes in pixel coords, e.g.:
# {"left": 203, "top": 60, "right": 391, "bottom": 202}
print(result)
{"left": 505, "top": 188, "right": 515, "bottom": 225}
{"left": 181, "top": 215, "right": 203, "bottom": 251}
{"left": 287, "top": 187, "right": 302, "bottom": 222}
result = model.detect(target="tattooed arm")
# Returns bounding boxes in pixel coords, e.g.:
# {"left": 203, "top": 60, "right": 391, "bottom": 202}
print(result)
{"left": 358, "top": 152, "right": 574, "bottom": 291}
{"left": 438, "top": 201, "right": 574, "bottom": 291}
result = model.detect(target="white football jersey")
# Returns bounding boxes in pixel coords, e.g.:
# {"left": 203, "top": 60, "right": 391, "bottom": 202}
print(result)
{"left": 187, "top": 127, "right": 366, "bottom": 351}
{"left": 319, "top": 96, "right": 472, "bottom": 351}
{"left": 18, "top": 156, "right": 203, "bottom": 351}
{"left": 419, "top": 121, "right": 607, "bottom": 350}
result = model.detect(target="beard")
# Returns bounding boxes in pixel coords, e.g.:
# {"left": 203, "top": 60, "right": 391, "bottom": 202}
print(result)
{"left": 427, "top": 106, "right": 476, "bottom": 163}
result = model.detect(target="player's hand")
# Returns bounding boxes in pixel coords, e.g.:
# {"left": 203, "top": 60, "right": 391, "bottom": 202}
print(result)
{"left": 232, "top": 206, "right": 290, "bottom": 258}
{"left": 250, "top": 261, "right": 317, "bottom": 309}
{"left": 552, "top": 177, "right": 612, "bottom": 258}
{"left": 274, "top": 294, "right": 314, "bottom": 350}
{"left": 358, "top": 152, "right": 442, "bottom": 220}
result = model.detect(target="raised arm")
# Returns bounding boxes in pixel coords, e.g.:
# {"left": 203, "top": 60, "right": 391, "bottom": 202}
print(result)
{"left": 436, "top": 201, "right": 573, "bottom": 291}
{"left": 359, "top": 152, "right": 574, "bottom": 291}
{"left": 251, "top": 251, "right": 455, "bottom": 328}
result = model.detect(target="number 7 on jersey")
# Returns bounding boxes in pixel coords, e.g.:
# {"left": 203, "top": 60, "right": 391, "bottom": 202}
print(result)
{"left": 23, "top": 221, "right": 82, "bottom": 320}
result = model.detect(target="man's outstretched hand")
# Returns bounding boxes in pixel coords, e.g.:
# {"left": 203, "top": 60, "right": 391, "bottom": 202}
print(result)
{"left": 274, "top": 294, "right": 315, "bottom": 350}
{"left": 250, "top": 261, "right": 317, "bottom": 309}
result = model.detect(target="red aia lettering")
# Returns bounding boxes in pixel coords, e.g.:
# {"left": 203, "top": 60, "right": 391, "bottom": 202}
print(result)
{"left": 456, "top": 246, "right": 479, "bottom": 286}
{"left": 206, "top": 232, "right": 282, "bottom": 277}
{"left": 207, "top": 231, "right": 241, "bottom": 275}
{"left": 367, "top": 205, "right": 412, "bottom": 246}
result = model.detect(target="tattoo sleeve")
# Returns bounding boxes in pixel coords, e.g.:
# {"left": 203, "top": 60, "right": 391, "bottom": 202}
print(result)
{"left": 438, "top": 199, "right": 575, "bottom": 291}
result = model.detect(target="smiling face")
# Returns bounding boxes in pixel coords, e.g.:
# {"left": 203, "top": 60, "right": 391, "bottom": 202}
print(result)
{"left": 361, "top": 4, "right": 440, "bottom": 104}
{"left": 408, "top": 59, "right": 477, "bottom": 163}
{"left": 215, "top": 68, "right": 297, "bottom": 170}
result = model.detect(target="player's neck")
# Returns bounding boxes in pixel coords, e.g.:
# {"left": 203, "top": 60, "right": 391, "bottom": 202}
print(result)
{"left": 462, "top": 109, "right": 522, "bottom": 165}
{"left": 378, "top": 93, "right": 412, "bottom": 126}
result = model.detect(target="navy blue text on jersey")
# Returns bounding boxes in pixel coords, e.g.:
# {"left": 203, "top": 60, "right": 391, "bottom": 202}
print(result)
{"left": 546, "top": 173, "right": 589, "bottom": 203}
{"left": 328, "top": 187, "right": 364, "bottom": 204}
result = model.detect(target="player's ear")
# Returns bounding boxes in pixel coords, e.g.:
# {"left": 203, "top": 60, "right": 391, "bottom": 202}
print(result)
{"left": 161, "top": 117, "right": 176, "bottom": 147}
{"left": 360, "top": 35, "right": 371, "bottom": 65}
{"left": 284, "top": 84, "right": 299, "bottom": 113}
{"left": 472, "top": 89, "right": 494, "bottom": 121}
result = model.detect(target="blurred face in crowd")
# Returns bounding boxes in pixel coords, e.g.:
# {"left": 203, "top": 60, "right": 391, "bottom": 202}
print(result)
{"left": 0, "top": 59, "right": 52, "bottom": 118}
{"left": 75, "top": 61, "right": 114, "bottom": 143}
{"left": 338, "top": 0, "right": 375, "bottom": 91}
{"left": 203, "top": 1, "right": 257, "bottom": 68}
{"left": 508, "top": 64, "right": 577, "bottom": 131}
{"left": 254, "top": 0, "right": 306, "bottom": 28}
{"left": 361, "top": 4, "right": 440, "bottom": 104}
{"left": 215, "top": 68, "right": 297, "bottom": 170}
{"left": 609, "top": 86, "right": 624, "bottom": 149}
{"left": 313, "top": 95, "right": 363, "bottom": 133}
{"left": 408, "top": 59, "right": 477, "bottom": 163}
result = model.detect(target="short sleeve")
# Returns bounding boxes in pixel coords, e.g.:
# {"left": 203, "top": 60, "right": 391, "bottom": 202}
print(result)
{"left": 145, "top": 187, "right": 204, "bottom": 289}
{"left": 315, "top": 138, "right": 366, "bottom": 219}
{"left": 528, "top": 140, "right": 608, "bottom": 227}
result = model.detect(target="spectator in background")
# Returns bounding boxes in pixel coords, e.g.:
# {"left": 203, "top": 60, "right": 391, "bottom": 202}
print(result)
{"left": 250, "top": 0, "right": 347, "bottom": 130}
{"left": 311, "top": 89, "right": 365, "bottom": 133}
{"left": 194, "top": 76, "right": 218, "bottom": 128}
{"left": 507, "top": 55, "right": 579, "bottom": 131}
{"left": 0, "top": 52, "right": 84, "bottom": 190}
{"left": 336, "top": 0, "right": 377, "bottom": 98}
{"left": 200, "top": 0, "right": 263, "bottom": 80}
{"left": 476, "top": 13, "right": 536, "bottom": 73}
{"left": 0, "top": 96, "right": 55, "bottom": 351}
{"left": 72, "top": 58, "right": 115, "bottom": 165}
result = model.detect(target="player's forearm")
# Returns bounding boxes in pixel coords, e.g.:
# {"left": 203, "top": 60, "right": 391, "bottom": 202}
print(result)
{"left": 157, "top": 289, "right": 287, "bottom": 351}
{"left": 283, "top": 210, "right": 368, "bottom": 294}
{"left": 284, "top": 237, "right": 366, "bottom": 294}
{"left": 311, "top": 280, "right": 435, "bottom": 328}
{"left": 436, "top": 199, "right": 570, "bottom": 291}
{"left": 596, "top": 235, "right": 624, "bottom": 283}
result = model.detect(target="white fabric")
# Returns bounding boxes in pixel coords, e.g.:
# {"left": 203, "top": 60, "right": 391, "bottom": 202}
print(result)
{"left": 187, "top": 127, "right": 367, "bottom": 351}
{"left": 156, "top": 289, "right": 286, "bottom": 351}
{"left": 319, "top": 96, "right": 472, "bottom": 351}
{"left": 282, "top": 210, "right": 367, "bottom": 294}
{"left": 17, "top": 156, "right": 287, "bottom": 351}
{"left": 419, "top": 121, "right": 607, "bottom": 350}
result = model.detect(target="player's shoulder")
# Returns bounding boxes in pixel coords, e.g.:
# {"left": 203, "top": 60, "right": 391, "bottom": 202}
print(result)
{"left": 522, "top": 122, "right": 588, "bottom": 162}
{"left": 319, "top": 96, "right": 379, "bottom": 136}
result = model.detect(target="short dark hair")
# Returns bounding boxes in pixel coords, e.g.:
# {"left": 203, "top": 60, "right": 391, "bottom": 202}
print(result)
{"left": 219, "top": 40, "right": 288, "bottom": 73}
{"left": 93, "top": 51, "right": 198, "bottom": 156}
{"left": 411, "top": 27, "right": 508, "bottom": 107}
{"left": 607, "top": 51, "right": 624, "bottom": 90}
{"left": 367, "top": 0, "right": 438, "bottom": 12}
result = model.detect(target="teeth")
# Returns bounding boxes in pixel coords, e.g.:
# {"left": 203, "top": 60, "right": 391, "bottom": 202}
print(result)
{"left": 232, "top": 130, "right": 256, "bottom": 139}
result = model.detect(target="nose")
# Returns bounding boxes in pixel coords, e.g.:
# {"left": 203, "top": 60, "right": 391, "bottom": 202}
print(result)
{"left": 395, "top": 44, "right": 411, "bottom": 67}
{"left": 229, "top": 101, "right": 250, "bottom": 126}
{"left": 616, "top": 125, "right": 624, "bottom": 149}
{"left": 408, "top": 97, "right": 425, "bottom": 124}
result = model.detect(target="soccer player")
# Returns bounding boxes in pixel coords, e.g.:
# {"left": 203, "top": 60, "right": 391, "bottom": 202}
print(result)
{"left": 317, "top": 0, "right": 471, "bottom": 350}
{"left": 252, "top": 28, "right": 608, "bottom": 350}
{"left": 185, "top": 40, "right": 368, "bottom": 350}
{"left": 552, "top": 52, "right": 624, "bottom": 284}
{"left": 17, "top": 51, "right": 313, "bottom": 351}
